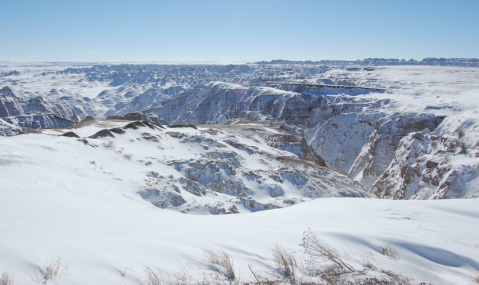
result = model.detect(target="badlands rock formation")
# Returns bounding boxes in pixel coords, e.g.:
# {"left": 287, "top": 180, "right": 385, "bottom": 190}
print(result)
{"left": 0, "top": 86, "right": 79, "bottom": 135}
{"left": 1, "top": 63, "right": 478, "bottom": 202}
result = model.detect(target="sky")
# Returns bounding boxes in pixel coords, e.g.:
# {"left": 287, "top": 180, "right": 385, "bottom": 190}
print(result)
{"left": 0, "top": 0, "right": 478, "bottom": 62}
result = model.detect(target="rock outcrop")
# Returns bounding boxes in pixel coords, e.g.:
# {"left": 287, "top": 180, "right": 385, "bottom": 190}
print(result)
{"left": 0, "top": 89, "right": 79, "bottom": 136}
{"left": 305, "top": 97, "right": 477, "bottom": 199}
{"left": 74, "top": 121, "right": 373, "bottom": 214}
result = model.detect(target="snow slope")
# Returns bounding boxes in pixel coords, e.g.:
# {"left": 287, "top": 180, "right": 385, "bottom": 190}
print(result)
{"left": 1, "top": 168, "right": 478, "bottom": 284}
{"left": 0, "top": 120, "right": 371, "bottom": 216}
{"left": 1, "top": 120, "right": 479, "bottom": 284}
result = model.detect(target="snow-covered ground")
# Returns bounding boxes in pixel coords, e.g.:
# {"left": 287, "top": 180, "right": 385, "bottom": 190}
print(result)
{"left": 0, "top": 65, "right": 114, "bottom": 99}
{"left": 0, "top": 121, "right": 478, "bottom": 284}
{"left": 1, "top": 161, "right": 479, "bottom": 284}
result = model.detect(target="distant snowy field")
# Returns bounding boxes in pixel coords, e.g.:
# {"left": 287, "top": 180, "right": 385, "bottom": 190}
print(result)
{"left": 1, "top": 63, "right": 479, "bottom": 284}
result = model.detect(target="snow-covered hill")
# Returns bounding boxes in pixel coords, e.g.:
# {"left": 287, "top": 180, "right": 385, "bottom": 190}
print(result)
{"left": 1, "top": 119, "right": 370, "bottom": 215}
{"left": 1, "top": 152, "right": 478, "bottom": 284}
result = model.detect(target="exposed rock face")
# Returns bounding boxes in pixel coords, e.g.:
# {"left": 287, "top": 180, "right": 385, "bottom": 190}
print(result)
{"left": 371, "top": 118, "right": 479, "bottom": 199}
{"left": 74, "top": 121, "right": 372, "bottom": 214}
{"left": 0, "top": 118, "right": 22, "bottom": 136}
{"left": 307, "top": 108, "right": 441, "bottom": 185}
{"left": 106, "top": 112, "right": 167, "bottom": 124}
{"left": 112, "top": 77, "right": 473, "bottom": 200}
{"left": 2, "top": 64, "right": 478, "bottom": 201}
{"left": 0, "top": 91, "right": 79, "bottom": 136}
{"left": 278, "top": 83, "right": 385, "bottom": 96}
{"left": 305, "top": 97, "right": 477, "bottom": 199}
{"left": 0, "top": 94, "right": 24, "bottom": 117}
{"left": 112, "top": 83, "right": 323, "bottom": 126}
{"left": 214, "top": 123, "right": 326, "bottom": 166}
{"left": 149, "top": 131, "right": 373, "bottom": 213}
{"left": 59, "top": 94, "right": 99, "bottom": 118}
{"left": 2, "top": 114, "right": 78, "bottom": 129}
{"left": 0, "top": 86, "right": 18, "bottom": 97}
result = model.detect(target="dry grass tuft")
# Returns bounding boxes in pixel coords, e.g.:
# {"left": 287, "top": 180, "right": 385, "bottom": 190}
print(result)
{"left": 271, "top": 244, "right": 297, "bottom": 280}
{"left": 379, "top": 244, "right": 400, "bottom": 260}
{"left": 102, "top": 140, "right": 115, "bottom": 149}
{"left": 204, "top": 249, "right": 236, "bottom": 281}
{"left": 170, "top": 265, "right": 191, "bottom": 285}
{"left": 359, "top": 250, "right": 377, "bottom": 271}
{"left": 145, "top": 267, "right": 164, "bottom": 285}
{"left": 299, "top": 229, "right": 412, "bottom": 285}
{"left": 119, "top": 266, "right": 129, "bottom": 278}
{"left": 1, "top": 270, "right": 14, "bottom": 285}
{"left": 32, "top": 256, "right": 68, "bottom": 284}
{"left": 300, "top": 229, "right": 355, "bottom": 276}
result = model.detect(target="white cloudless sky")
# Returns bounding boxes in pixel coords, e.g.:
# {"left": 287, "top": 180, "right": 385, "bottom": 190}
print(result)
{"left": 1, "top": 0, "right": 478, "bottom": 62}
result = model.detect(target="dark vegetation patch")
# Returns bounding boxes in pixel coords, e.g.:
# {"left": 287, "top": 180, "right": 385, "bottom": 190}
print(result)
{"left": 106, "top": 112, "right": 142, "bottom": 121}
{"left": 142, "top": 132, "right": 161, "bottom": 142}
{"left": 143, "top": 121, "right": 164, "bottom": 129}
{"left": 224, "top": 139, "right": 259, "bottom": 154}
{"left": 166, "top": 131, "right": 183, "bottom": 138}
{"left": 89, "top": 129, "right": 115, "bottom": 139}
{"left": 105, "top": 115, "right": 123, "bottom": 120}
{"left": 122, "top": 121, "right": 146, "bottom": 130}
{"left": 61, "top": 131, "right": 80, "bottom": 138}
{"left": 123, "top": 112, "right": 142, "bottom": 120}
{"left": 122, "top": 120, "right": 164, "bottom": 130}
{"left": 168, "top": 124, "right": 197, "bottom": 130}
{"left": 77, "top": 138, "right": 98, "bottom": 147}
{"left": 109, "top": 127, "right": 126, "bottom": 135}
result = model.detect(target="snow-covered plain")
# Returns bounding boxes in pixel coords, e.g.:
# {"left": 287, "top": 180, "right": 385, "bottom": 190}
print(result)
{"left": 1, "top": 63, "right": 479, "bottom": 284}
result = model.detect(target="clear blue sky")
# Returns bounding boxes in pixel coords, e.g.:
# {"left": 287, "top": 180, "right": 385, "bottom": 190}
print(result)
{"left": 1, "top": 0, "right": 478, "bottom": 62}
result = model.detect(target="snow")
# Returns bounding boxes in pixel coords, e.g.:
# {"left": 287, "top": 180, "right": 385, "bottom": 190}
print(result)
{"left": 1, "top": 172, "right": 479, "bottom": 284}
{"left": 0, "top": 122, "right": 478, "bottom": 284}
{"left": 0, "top": 65, "right": 115, "bottom": 99}
{"left": 356, "top": 66, "right": 479, "bottom": 117}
